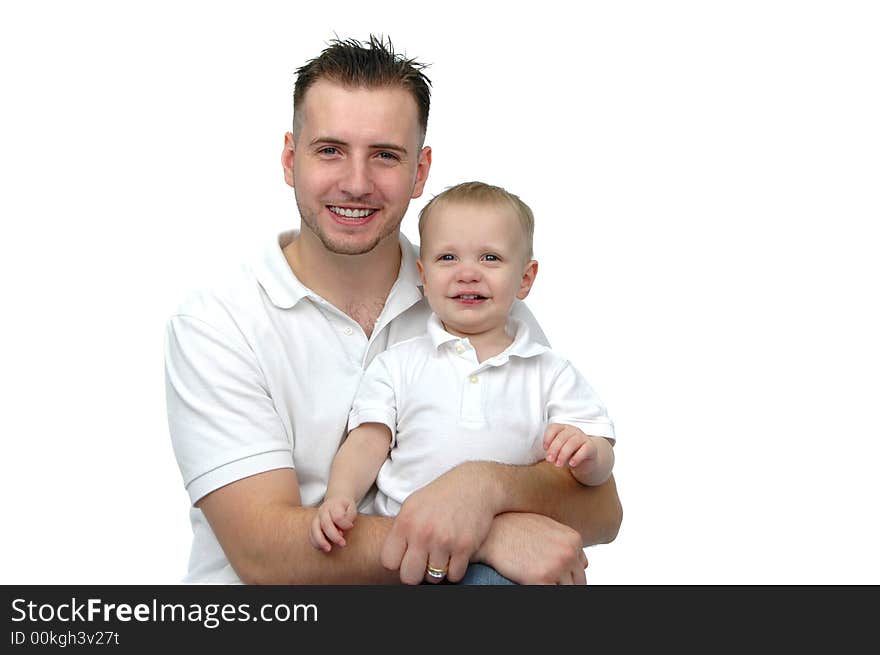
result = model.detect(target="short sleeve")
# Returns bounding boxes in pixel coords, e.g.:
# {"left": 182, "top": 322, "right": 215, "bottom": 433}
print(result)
{"left": 348, "top": 355, "right": 399, "bottom": 445}
{"left": 165, "top": 314, "right": 293, "bottom": 505}
{"left": 545, "top": 362, "right": 616, "bottom": 444}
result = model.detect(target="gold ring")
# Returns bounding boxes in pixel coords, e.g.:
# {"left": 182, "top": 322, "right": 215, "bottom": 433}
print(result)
{"left": 425, "top": 564, "right": 448, "bottom": 580}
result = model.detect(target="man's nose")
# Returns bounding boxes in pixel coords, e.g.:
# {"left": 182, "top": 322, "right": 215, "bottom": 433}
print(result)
{"left": 339, "top": 158, "right": 374, "bottom": 198}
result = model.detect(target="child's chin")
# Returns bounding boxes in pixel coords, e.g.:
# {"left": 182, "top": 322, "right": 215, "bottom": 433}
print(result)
{"left": 444, "top": 318, "right": 488, "bottom": 334}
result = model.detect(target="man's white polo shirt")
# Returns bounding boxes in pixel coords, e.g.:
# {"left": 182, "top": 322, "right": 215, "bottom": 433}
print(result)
{"left": 349, "top": 313, "right": 616, "bottom": 518}
{"left": 165, "top": 231, "right": 547, "bottom": 582}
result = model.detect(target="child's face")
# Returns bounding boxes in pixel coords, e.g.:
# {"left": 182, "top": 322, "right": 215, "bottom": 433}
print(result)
{"left": 418, "top": 200, "right": 537, "bottom": 338}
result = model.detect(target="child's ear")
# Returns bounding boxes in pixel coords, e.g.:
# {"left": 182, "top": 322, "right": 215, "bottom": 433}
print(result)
{"left": 517, "top": 260, "right": 538, "bottom": 300}
{"left": 417, "top": 259, "right": 426, "bottom": 286}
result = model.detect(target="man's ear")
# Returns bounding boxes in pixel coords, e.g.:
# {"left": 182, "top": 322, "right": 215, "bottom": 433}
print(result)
{"left": 282, "top": 132, "right": 296, "bottom": 188}
{"left": 516, "top": 260, "right": 539, "bottom": 300}
{"left": 410, "top": 146, "right": 432, "bottom": 199}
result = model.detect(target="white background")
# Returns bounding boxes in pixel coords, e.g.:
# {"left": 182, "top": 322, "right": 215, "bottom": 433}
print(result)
{"left": 1, "top": 1, "right": 877, "bottom": 584}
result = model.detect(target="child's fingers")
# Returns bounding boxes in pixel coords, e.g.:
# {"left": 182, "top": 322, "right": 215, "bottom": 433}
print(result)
{"left": 320, "top": 511, "right": 347, "bottom": 547}
{"left": 310, "top": 517, "right": 332, "bottom": 552}
{"left": 545, "top": 434, "right": 564, "bottom": 464}
{"left": 329, "top": 502, "right": 356, "bottom": 530}
{"left": 542, "top": 424, "right": 565, "bottom": 450}
{"left": 545, "top": 433, "right": 569, "bottom": 464}
{"left": 546, "top": 427, "right": 576, "bottom": 464}
{"left": 567, "top": 441, "right": 596, "bottom": 468}
{"left": 556, "top": 435, "right": 587, "bottom": 467}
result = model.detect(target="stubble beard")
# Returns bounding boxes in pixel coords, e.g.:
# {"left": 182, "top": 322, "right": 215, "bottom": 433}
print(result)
{"left": 296, "top": 198, "right": 404, "bottom": 256}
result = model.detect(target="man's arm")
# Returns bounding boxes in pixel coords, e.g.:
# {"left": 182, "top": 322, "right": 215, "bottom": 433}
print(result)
{"left": 382, "top": 460, "right": 622, "bottom": 583}
{"left": 166, "top": 313, "right": 400, "bottom": 584}
{"left": 489, "top": 462, "right": 622, "bottom": 545}
{"left": 198, "top": 468, "right": 400, "bottom": 584}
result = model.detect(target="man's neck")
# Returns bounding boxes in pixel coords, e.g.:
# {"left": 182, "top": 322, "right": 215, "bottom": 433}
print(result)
{"left": 282, "top": 228, "right": 402, "bottom": 334}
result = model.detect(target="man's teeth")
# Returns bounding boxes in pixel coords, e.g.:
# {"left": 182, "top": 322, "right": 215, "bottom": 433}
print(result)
{"left": 329, "top": 206, "right": 376, "bottom": 219}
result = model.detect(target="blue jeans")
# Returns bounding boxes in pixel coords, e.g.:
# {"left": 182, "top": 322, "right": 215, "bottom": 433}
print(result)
{"left": 454, "top": 563, "right": 516, "bottom": 585}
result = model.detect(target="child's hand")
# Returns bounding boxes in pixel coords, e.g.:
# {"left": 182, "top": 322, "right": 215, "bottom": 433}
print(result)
{"left": 542, "top": 424, "right": 598, "bottom": 469}
{"left": 309, "top": 497, "right": 357, "bottom": 552}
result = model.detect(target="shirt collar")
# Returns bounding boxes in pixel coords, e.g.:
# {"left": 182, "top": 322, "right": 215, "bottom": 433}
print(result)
{"left": 427, "top": 312, "right": 550, "bottom": 363}
{"left": 500, "top": 318, "right": 551, "bottom": 362}
{"left": 385, "top": 232, "right": 424, "bottom": 314}
{"left": 253, "top": 230, "right": 424, "bottom": 310}
{"left": 427, "top": 313, "right": 460, "bottom": 349}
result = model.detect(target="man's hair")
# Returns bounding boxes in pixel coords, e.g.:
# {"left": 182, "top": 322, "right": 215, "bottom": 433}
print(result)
{"left": 293, "top": 35, "right": 431, "bottom": 143}
{"left": 418, "top": 181, "right": 536, "bottom": 260}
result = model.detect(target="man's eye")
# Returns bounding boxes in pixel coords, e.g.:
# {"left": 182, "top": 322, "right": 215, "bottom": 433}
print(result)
{"left": 318, "top": 147, "right": 339, "bottom": 156}
{"left": 377, "top": 151, "right": 399, "bottom": 161}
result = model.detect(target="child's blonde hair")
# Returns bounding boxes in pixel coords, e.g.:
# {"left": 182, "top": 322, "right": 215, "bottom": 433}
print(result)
{"left": 418, "top": 181, "right": 535, "bottom": 259}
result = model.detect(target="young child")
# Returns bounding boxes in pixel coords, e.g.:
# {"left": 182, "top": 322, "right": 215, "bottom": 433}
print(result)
{"left": 309, "top": 181, "right": 616, "bottom": 573}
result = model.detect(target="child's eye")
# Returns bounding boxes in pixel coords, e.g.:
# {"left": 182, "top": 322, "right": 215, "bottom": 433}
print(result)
{"left": 438, "top": 254, "right": 455, "bottom": 261}
{"left": 482, "top": 254, "right": 500, "bottom": 262}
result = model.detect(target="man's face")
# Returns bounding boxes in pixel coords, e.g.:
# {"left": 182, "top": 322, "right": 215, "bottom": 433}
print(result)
{"left": 282, "top": 79, "right": 431, "bottom": 256}
{"left": 418, "top": 201, "right": 538, "bottom": 338}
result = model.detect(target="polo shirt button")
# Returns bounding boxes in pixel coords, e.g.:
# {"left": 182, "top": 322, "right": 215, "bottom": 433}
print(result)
{"left": 469, "top": 375, "right": 479, "bottom": 384}
{"left": 343, "top": 327, "right": 354, "bottom": 336}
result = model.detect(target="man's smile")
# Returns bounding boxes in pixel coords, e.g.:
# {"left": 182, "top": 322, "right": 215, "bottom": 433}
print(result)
{"left": 327, "top": 205, "right": 379, "bottom": 225}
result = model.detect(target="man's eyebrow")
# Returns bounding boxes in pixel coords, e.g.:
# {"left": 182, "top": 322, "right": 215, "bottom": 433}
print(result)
{"left": 309, "top": 136, "right": 349, "bottom": 147}
{"left": 309, "top": 137, "right": 408, "bottom": 155}
{"left": 370, "top": 142, "right": 409, "bottom": 155}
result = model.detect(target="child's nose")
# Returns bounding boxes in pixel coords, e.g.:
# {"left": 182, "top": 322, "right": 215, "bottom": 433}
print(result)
{"left": 456, "top": 263, "right": 481, "bottom": 283}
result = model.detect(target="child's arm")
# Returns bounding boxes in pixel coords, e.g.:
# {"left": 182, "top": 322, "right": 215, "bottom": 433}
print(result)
{"left": 542, "top": 358, "right": 616, "bottom": 487}
{"left": 543, "top": 424, "right": 614, "bottom": 486}
{"left": 309, "top": 422, "right": 392, "bottom": 552}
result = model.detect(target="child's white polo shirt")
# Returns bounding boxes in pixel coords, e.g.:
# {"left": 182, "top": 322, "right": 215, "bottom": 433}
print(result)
{"left": 165, "top": 231, "right": 547, "bottom": 582}
{"left": 348, "top": 313, "right": 616, "bottom": 518}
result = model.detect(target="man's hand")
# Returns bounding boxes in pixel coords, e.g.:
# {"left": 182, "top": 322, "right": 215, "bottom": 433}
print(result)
{"left": 309, "top": 497, "right": 357, "bottom": 552}
{"left": 380, "top": 462, "right": 500, "bottom": 584}
{"left": 476, "top": 512, "right": 588, "bottom": 585}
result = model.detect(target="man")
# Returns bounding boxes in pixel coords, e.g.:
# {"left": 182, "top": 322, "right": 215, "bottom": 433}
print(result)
{"left": 165, "top": 36, "right": 622, "bottom": 584}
